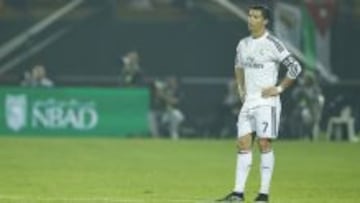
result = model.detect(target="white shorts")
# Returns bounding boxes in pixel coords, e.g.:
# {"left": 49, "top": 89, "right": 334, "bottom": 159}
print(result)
{"left": 237, "top": 104, "right": 281, "bottom": 139}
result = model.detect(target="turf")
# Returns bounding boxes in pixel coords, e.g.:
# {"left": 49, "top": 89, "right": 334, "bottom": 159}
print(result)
{"left": 0, "top": 137, "right": 359, "bottom": 203}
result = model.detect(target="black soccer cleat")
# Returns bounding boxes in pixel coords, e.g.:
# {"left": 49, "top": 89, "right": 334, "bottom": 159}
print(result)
{"left": 254, "top": 193, "right": 269, "bottom": 203}
{"left": 216, "top": 192, "right": 244, "bottom": 202}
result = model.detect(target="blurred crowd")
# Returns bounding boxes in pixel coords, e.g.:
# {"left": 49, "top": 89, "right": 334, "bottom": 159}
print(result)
{"left": 6, "top": 0, "right": 358, "bottom": 141}
{"left": 17, "top": 50, "right": 357, "bottom": 142}
{"left": 119, "top": 50, "right": 185, "bottom": 140}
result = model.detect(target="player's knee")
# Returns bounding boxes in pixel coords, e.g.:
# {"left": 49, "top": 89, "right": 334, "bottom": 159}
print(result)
{"left": 237, "top": 136, "right": 252, "bottom": 152}
{"left": 258, "top": 138, "right": 272, "bottom": 152}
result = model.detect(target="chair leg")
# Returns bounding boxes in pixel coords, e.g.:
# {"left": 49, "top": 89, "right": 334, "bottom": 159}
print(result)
{"left": 348, "top": 119, "right": 359, "bottom": 142}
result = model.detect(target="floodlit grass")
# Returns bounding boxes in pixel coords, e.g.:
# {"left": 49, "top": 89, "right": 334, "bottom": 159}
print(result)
{"left": 0, "top": 137, "right": 359, "bottom": 203}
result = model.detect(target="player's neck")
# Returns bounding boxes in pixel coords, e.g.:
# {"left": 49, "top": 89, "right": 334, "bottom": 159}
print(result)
{"left": 251, "top": 28, "right": 266, "bottom": 39}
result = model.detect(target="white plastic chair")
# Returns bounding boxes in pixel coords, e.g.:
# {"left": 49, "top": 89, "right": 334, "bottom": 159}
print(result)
{"left": 326, "top": 106, "right": 358, "bottom": 142}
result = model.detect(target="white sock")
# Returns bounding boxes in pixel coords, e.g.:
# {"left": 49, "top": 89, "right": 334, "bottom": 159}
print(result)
{"left": 260, "top": 150, "right": 274, "bottom": 194}
{"left": 234, "top": 151, "right": 252, "bottom": 193}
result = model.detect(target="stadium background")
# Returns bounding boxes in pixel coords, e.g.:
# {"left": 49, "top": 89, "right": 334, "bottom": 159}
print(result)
{"left": 0, "top": 1, "right": 360, "bottom": 203}
{"left": 0, "top": 0, "right": 359, "bottom": 138}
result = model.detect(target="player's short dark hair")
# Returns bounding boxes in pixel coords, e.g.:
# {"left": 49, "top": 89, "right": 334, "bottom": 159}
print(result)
{"left": 248, "top": 4, "right": 271, "bottom": 21}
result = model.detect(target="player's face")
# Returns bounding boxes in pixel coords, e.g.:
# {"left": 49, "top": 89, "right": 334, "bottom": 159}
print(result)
{"left": 248, "top": 9, "right": 267, "bottom": 34}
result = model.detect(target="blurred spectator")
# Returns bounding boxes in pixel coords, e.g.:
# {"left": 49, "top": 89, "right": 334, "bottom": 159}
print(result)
{"left": 212, "top": 79, "right": 242, "bottom": 137}
{"left": 161, "top": 76, "right": 184, "bottom": 139}
{"left": 148, "top": 79, "right": 165, "bottom": 138}
{"left": 31, "top": 64, "right": 54, "bottom": 88}
{"left": 120, "top": 50, "right": 145, "bottom": 87}
{"left": 148, "top": 76, "right": 184, "bottom": 140}
{"left": 290, "top": 72, "right": 324, "bottom": 140}
{"left": 21, "top": 64, "right": 54, "bottom": 88}
{"left": 220, "top": 79, "right": 242, "bottom": 137}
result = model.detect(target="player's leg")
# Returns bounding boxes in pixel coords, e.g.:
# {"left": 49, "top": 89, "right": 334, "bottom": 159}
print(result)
{"left": 254, "top": 138, "right": 273, "bottom": 203}
{"left": 217, "top": 108, "right": 254, "bottom": 202}
{"left": 234, "top": 133, "right": 253, "bottom": 193}
{"left": 254, "top": 104, "right": 281, "bottom": 203}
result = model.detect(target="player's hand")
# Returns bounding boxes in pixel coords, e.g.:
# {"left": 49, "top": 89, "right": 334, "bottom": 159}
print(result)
{"left": 262, "top": 86, "right": 279, "bottom": 98}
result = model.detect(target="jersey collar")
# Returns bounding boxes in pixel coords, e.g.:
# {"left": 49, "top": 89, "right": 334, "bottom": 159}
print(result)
{"left": 251, "top": 30, "right": 269, "bottom": 41}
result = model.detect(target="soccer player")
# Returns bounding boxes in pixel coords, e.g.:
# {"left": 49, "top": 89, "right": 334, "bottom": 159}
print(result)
{"left": 217, "top": 4, "right": 302, "bottom": 203}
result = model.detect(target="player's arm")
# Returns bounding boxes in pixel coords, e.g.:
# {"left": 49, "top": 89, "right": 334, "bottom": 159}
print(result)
{"left": 262, "top": 55, "right": 302, "bottom": 98}
{"left": 234, "top": 42, "right": 246, "bottom": 101}
{"left": 235, "top": 66, "right": 246, "bottom": 102}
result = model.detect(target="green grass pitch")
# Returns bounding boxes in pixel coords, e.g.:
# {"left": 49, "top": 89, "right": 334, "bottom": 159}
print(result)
{"left": 0, "top": 137, "right": 359, "bottom": 203}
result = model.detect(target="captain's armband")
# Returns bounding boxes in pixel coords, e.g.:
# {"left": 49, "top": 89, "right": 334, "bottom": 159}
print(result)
{"left": 281, "top": 55, "right": 302, "bottom": 79}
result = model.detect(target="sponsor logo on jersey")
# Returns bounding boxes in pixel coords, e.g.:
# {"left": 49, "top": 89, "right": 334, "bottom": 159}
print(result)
{"left": 243, "top": 57, "right": 264, "bottom": 69}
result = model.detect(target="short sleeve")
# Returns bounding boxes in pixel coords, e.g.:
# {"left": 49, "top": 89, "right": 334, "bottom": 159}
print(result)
{"left": 276, "top": 44, "right": 291, "bottom": 63}
{"left": 267, "top": 35, "right": 291, "bottom": 63}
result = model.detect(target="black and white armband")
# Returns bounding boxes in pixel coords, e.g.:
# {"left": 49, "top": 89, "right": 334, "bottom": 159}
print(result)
{"left": 281, "top": 55, "right": 302, "bottom": 79}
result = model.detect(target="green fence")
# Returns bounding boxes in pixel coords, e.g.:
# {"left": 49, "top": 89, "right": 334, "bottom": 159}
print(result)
{"left": 0, "top": 87, "right": 149, "bottom": 136}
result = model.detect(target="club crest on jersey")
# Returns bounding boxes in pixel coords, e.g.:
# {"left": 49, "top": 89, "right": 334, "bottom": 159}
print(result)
{"left": 243, "top": 57, "right": 264, "bottom": 69}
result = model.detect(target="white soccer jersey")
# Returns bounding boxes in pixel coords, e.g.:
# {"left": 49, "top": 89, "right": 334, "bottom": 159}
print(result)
{"left": 235, "top": 31, "right": 293, "bottom": 108}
